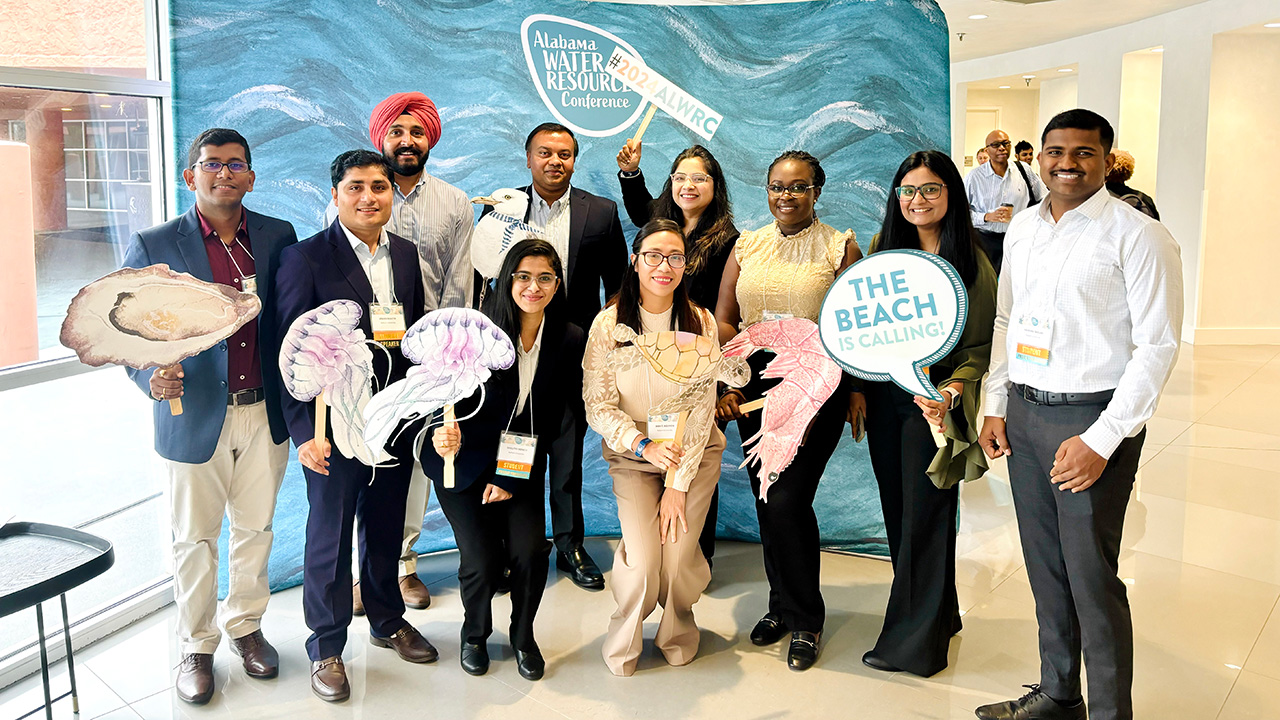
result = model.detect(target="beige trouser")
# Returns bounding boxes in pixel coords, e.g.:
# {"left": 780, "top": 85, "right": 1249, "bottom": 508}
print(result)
{"left": 399, "top": 461, "right": 431, "bottom": 576}
{"left": 602, "top": 425, "right": 725, "bottom": 677}
{"left": 166, "top": 402, "right": 288, "bottom": 655}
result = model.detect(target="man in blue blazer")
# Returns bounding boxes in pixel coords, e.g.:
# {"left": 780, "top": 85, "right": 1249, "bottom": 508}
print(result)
{"left": 122, "top": 128, "right": 297, "bottom": 705}
{"left": 274, "top": 150, "right": 436, "bottom": 702}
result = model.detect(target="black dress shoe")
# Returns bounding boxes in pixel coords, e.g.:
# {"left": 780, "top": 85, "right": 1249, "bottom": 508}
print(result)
{"left": 515, "top": 647, "right": 545, "bottom": 681}
{"left": 975, "top": 685, "right": 1087, "bottom": 720}
{"left": 460, "top": 642, "right": 489, "bottom": 676}
{"left": 749, "top": 613, "right": 789, "bottom": 646}
{"left": 556, "top": 546, "right": 605, "bottom": 590}
{"left": 787, "top": 631, "right": 820, "bottom": 672}
{"left": 861, "top": 650, "right": 900, "bottom": 673}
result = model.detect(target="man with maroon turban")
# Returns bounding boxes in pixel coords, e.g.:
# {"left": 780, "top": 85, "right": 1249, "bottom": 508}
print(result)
{"left": 326, "top": 91, "right": 474, "bottom": 613}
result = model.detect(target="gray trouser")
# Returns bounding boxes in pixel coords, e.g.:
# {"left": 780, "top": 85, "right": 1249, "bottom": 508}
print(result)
{"left": 1007, "top": 392, "right": 1145, "bottom": 720}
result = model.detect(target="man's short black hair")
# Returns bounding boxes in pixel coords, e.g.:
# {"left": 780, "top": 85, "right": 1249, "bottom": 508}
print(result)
{"left": 330, "top": 150, "right": 393, "bottom": 188}
{"left": 1014, "top": 140, "right": 1033, "bottom": 154}
{"left": 186, "top": 128, "right": 251, "bottom": 170}
{"left": 524, "top": 122, "right": 579, "bottom": 156}
{"left": 1041, "top": 109, "right": 1115, "bottom": 154}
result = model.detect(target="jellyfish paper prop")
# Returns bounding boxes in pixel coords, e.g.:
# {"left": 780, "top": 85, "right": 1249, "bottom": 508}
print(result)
{"left": 722, "top": 318, "right": 844, "bottom": 502}
{"left": 279, "top": 300, "right": 387, "bottom": 465}
{"left": 60, "top": 264, "right": 261, "bottom": 370}
{"left": 362, "top": 308, "right": 516, "bottom": 462}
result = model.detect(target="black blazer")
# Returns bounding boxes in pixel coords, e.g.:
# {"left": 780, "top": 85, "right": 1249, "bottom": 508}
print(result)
{"left": 418, "top": 316, "right": 585, "bottom": 494}
{"left": 274, "top": 219, "right": 427, "bottom": 447}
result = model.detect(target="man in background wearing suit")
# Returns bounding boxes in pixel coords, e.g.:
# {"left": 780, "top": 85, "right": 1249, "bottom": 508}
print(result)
{"left": 123, "top": 128, "right": 297, "bottom": 705}
{"left": 275, "top": 150, "right": 436, "bottom": 702}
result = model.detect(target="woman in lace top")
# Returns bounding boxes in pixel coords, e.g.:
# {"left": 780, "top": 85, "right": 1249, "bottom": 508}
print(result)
{"left": 713, "top": 150, "right": 864, "bottom": 672}
{"left": 582, "top": 219, "right": 724, "bottom": 677}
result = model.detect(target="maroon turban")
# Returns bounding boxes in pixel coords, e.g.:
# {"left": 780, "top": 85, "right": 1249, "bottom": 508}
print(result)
{"left": 368, "top": 92, "right": 442, "bottom": 151}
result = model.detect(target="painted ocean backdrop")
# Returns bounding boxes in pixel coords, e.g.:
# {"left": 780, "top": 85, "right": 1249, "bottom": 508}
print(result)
{"left": 171, "top": 0, "right": 951, "bottom": 589}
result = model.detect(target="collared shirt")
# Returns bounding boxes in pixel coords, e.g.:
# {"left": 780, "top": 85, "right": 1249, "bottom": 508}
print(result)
{"left": 981, "top": 186, "right": 1184, "bottom": 459}
{"left": 338, "top": 222, "right": 396, "bottom": 304}
{"left": 514, "top": 317, "right": 544, "bottom": 415}
{"left": 198, "top": 208, "right": 261, "bottom": 393}
{"left": 528, "top": 186, "right": 572, "bottom": 288}
{"left": 325, "top": 171, "right": 473, "bottom": 310}
{"left": 965, "top": 160, "right": 1047, "bottom": 232}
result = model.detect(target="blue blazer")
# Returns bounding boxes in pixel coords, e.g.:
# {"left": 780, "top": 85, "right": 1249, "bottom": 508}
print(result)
{"left": 122, "top": 205, "right": 298, "bottom": 464}
{"left": 274, "top": 219, "right": 426, "bottom": 448}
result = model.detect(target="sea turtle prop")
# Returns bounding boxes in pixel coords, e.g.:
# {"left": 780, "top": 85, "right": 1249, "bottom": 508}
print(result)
{"left": 607, "top": 325, "right": 749, "bottom": 414}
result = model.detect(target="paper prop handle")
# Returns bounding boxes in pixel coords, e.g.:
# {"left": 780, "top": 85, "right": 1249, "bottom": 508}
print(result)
{"left": 738, "top": 397, "right": 766, "bottom": 414}
{"left": 662, "top": 410, "right": 687, "bottom": 487}
{"left": 315, "top": 390, "right": 328, "bottom": 448}
{"left": 632, "top": 104, "right": 657, "bottom": 145}
{"left": 443, "top": 405, "right": 457, "bottom": 489}
{"left": 169, "top": 398, "right": 183, "bottom": 416}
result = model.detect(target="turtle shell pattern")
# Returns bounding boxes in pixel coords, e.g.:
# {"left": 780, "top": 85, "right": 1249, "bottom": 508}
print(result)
{"left": 633, "top": 330, "right": 723, "bottom": 384}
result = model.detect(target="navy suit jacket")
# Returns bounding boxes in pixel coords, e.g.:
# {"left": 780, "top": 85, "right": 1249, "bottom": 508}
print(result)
{"left": 274, "top": 219, "right": 426, "bottom": 448}
{"left": 122, "top": 205, "right": 297, "bottom": 464}
{"left": 418, "top": 316, "right": 584, "bottom": 494}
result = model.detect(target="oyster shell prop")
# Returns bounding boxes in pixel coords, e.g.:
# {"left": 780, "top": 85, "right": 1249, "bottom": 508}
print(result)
{"left": 60, "top": 264, "right": 261, "bottom": 370}
{"left": 607, "top": 325, "right": 749, "bottom": 415}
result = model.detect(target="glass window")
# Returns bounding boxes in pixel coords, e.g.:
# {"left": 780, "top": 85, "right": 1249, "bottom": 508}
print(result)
{"left": 0, "top": 0, "right": 152, "bottom": 79}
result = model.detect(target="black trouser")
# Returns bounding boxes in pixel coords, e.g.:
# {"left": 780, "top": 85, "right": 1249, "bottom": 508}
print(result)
{"left": 436, "top": 480, "right": 551, "bottom": 651}
{"left": 863, "top": 381, "right": 961, "bottom": 677}
{"left": 1007, "top": 392, "right": 1143, "bottom": 720}
{"left": 975, "top": 229, "right": 1005, "bottom": 276}
{"left": 302, "top": 430, "right": 414, "bottom": 661}
{"left": 736, "top": 352, "right": 848, "bottom": 634}
{"left": 548, "top": 397, "right": 587, "bottom": 552}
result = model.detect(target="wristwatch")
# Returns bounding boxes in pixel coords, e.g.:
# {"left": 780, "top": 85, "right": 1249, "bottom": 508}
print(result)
{"left": 942, "top": 386, "right": 961, "bottom": 409}
{"left": 634, "top": 437, "right": 652, "bottom": 459}
{"left": 619, "top": 169, "right": 641, "bottom": 179}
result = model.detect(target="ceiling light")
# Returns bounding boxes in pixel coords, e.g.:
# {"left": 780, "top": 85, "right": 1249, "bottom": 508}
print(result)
{"left": 998, "top": 85, "right": 1011, "bottom": 89}
{"left": 1022, "top": 74, "right": 1036, "bottom": 79}
{"left": 1264, "top": 23, "right": 1280, "bottom": 29}
{"left": 99, "top": 104, "right": 112, "bottom": 108}
{"left": 60, "top": 107, "right": 73, "bottom": 111}
{"left": 1151, "top": 48, "right": 1164, "bottom": 53}
{"left": 1058, "top": 68, "right": 1073, "bottom": 72}
{"left": 969, "top": 14, "right": 988, "bottom": 20}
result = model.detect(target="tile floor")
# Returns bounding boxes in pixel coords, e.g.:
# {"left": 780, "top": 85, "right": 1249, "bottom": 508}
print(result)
{"left": 2, "top": 343, "right": 1279, "bottom": 719}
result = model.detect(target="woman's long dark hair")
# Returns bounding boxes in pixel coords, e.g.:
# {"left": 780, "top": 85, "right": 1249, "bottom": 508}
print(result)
{"left": 874, "top": 150, "right": 980, "bottom": 288}
{"left": 608, "top": 218, "right": 703, "bottom": 338}
{"left": 648, "top": 145, "right": 735, "bottom": 275}
{"left": 482, "top": 238, "right": 566, "bottom": 362}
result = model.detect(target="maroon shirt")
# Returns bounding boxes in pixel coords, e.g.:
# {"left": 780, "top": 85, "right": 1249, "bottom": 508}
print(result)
{"left": 199, "top": 208, "right": 262, "bottom": 393}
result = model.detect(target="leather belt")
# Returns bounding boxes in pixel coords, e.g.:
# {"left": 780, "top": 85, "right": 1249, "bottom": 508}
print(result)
{"left": 1013, "top": 383, "right": 1114, "bottom": 407}
{"left": 228, "top": 388, "right": 265, "bottom": 406}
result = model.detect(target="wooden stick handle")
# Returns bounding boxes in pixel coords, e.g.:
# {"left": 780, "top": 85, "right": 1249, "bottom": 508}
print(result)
{"left": 168, "top": 398, "right": 183, "bottom": 416}
{"left": 633, "top": 104, "right": 658, "bottom": 145}
{"left": 314, "top": 391, "right": 327, "bottom": 446}
{"left": 663, "top": 411, "right": 688, "bottom": 486}
{"left": 738, "top": 397, "right": 766, "bottom": 414}
{"left": 931, "top": 422, "right": 947, "bottom": 448}
{"left": 443, "top": 405, "right": 456, "bottom": 489}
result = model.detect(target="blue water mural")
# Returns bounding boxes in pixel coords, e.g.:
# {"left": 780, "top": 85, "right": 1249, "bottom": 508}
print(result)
{"left": 175, "top": 0, "right": 952, "bottom": 589}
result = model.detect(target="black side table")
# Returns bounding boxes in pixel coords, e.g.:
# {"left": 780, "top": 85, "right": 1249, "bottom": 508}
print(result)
{"left": 0, "top": 522, "right": 115, "bottom": 720}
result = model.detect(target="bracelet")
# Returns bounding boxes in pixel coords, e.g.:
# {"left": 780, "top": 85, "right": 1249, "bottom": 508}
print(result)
{"left": 634, "top": 437, "right": 652, "bottom": 459}
{"left": 720, "top": 388, "right": 746, "bottom": 402}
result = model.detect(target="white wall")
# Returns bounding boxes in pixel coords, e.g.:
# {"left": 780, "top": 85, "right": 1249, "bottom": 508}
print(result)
{"left": 966, "top": 88, "right": 1040, "bottom": 160}
{"left": 1037, "top": 76, "right": 1078, "bottom": 140}
{"left": 1118, "top": 52, "right": 1163, "bottom": 197}
{"left": 950, "top": 0, "right": 1280, "bottom": 344}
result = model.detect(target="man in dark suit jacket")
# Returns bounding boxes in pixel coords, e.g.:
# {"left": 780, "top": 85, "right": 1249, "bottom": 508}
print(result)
{"left": 507, "top": 122, "right": 627, "bottom": 589}
{"left": 274, "top": 150, "right": 435, "bottom": 702}
{"left": 122, "top": 128, "right": 296, "bottom": 705}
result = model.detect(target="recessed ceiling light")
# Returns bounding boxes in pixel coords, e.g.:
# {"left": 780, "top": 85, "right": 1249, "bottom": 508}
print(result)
{"left": 99, "top": 104, "right": 112, "bottom": 108}
{"left": 969, "top": 14, "right": 988, "bottom": 20}
{"left": 1264, "top": 22, "right": 1280, "bottom": 29}
{"left": 1151, "top": 48, "right": 1165, "bottom": 53}
{"left": 1058, "top": 68, "right": 1073, "bottom": 72}
{"left": 60, "top": 107, "right": 73, "bottom": 111}
{"left": 1022, "top": 75, "right": 1036, "bottom": 79}
{"left": 998, "top": 85, "right": 1011, "bottom": 89}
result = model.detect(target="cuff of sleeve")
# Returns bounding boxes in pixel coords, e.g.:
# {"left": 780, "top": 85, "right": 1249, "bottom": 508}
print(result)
{"left": 971, "top": 210, "right": 986, "bottom": 227}
{"left": 1080, "top": 423, "right": 1123, "bottom": 461}
{"left": 982, "top": 391, "right": 1008, "bottom": 419}
{"left": 667, "top": 468, "right": 692, "bottom": 492}
{"left": 619, "top": 169, "right": 641, "bottom": 179}
{"left": 620, "top": 427, "right": 644, "bottom": 456}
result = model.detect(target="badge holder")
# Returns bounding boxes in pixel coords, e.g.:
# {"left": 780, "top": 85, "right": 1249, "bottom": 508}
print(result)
{"left": 496, "top": 392, "right": 537, "bottom": 482}
{"left": 647, "top": 410, "right": 687, "bottom": 485}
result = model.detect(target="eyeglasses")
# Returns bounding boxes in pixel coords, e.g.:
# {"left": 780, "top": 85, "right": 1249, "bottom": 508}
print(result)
{"left": 895, "top": 183, "right": 945, "bottom": 200}
{"left": 638, "top": 251, "right": 686, "bottom": 269}
{"left": 766, "top": 182, "right": 818, "bottom": 196}
{"left": 985, "top": 140, "right": 1012, "bottom": 151}
{"left": 192, "top": 160, "right": 251, "bottom": 174}
{"left": 670, "top": 173, "right": 711, "bottom": 185}
{"left": 511, "top": 271, "right": 558, "bottom": 288}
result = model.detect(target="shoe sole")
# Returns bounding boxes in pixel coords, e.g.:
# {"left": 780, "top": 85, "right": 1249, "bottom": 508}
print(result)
{"left": 176, "top": 691, "right": 212, "bottom": 705}
{"left": 312, "top": 686, "right": 350, "bottom": 703}
{"left": 404, "top": 599, "right": 430, "bottom": 610}
{"left": 369, "top": 635, "right": 438, "bottom": 663}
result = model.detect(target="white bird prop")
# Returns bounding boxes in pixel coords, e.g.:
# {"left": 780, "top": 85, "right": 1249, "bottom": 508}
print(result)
{"left": 470, "top": 188, "right": 546, "bottom": 280}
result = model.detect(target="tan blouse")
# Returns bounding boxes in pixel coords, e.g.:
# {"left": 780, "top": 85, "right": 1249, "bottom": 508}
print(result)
{"left": 582, "top": 304, "right": 718, "bottom": 492}
{"left": 735, "top": 219, "right": 854, "bottom": 327}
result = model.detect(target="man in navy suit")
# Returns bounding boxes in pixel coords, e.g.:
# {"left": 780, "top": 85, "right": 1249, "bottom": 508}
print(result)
{"left": 122, "top": 128, "right": 297, "bottom": 705}
{"left": 274, "top": 150, "right": 436, "bottom": 702}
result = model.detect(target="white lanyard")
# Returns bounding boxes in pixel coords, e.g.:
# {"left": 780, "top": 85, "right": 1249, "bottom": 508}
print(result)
{"left": 220, "top": 235, "right": 253, "bottom": 281}
{"left": 1025, "top": 211, "right": 1095, "bottom": 313}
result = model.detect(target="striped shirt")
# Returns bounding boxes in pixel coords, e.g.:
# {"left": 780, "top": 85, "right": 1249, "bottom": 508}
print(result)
{"left": 965, "top": 160, "right": 1047, "bottom": 232}
{"left": 528, "top": 186, "right": 573, "bottom": 289}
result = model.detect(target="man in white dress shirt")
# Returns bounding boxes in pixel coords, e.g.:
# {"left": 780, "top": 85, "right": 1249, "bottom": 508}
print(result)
{"left": 977, "top": 110, "right": 1182, "bottom": 720}
{"left": 965, "top": 129, "right": 1047, "bottom": 274}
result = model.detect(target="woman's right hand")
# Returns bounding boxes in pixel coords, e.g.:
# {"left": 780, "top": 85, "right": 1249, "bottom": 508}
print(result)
{"left": 616, "top": 138, "right": 641, "bottom": 172}
{"left": 432, "top": 424, "right": 461, "bottom": 458}
{"left": 716, "top": 391, "right": 745, "bottom": 422}
{"left": 642, "top": 440, "right": 683, "bottom": 471}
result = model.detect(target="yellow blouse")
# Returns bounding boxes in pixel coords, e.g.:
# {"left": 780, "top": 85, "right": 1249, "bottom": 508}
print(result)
{"left": 734, "top": 219, "right": 854, "bottom": 327}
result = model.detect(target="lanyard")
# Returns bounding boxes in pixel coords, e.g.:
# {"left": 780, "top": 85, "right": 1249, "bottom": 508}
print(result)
{"left": 1025, "top": 210, "right": 1095, "bottom": 313}
{"left": 220, "top": 235, "right": 253, "bottom": 282}
{"left": 504, "top": 380, "right": 534, "bottom": 435}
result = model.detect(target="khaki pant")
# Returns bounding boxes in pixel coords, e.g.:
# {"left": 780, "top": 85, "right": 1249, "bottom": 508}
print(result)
{"left": 601, "top": 425, "right": 724, "bottom": 676}
{"left": 167, "top": 402, "right": 287, "bottom": 655}
{"left": 399, "top": 461, "right": 431, "bottom": 576}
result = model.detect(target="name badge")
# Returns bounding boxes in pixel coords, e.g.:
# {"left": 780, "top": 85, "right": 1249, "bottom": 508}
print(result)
{"left": 496, "top": 432, "right": 538, "bottom": 480}
{"left": 241, "top": 275, "right": 257, "bottom": 296}
{"left": 647, "top": 411, "right": 686, "bottom": 443}
{"left": 1015, "top": 314, "right": 1053, "bottom": 367}
{"left": 762, "top": 310, "right": 794, "bottom": 323}
{"left": 370, "top": 303, "right": 406, "bottom": 348}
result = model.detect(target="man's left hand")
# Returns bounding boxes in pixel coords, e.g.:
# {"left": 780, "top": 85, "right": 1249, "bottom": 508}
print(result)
{"left": 1050, "top": 436, "right": 1108, "bottom": 492}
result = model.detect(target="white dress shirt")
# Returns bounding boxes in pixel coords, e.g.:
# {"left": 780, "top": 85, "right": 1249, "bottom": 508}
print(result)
{"left": 515, "top": 317, "right": 544, "bottom": 415}
{"left": 965, "top": 160, "right": 1048, "bottom": 232}
{"left": 981, "top": 186, "right": 1183, "bottom": 459}
{"left": 528, "top": 186, "right": 572, "bottom": 288}
{"left": 339, "top": 221, "right": 395, "bottom": 304}
{"left": 325, "top": 172, "right": 473, "bottom": 310}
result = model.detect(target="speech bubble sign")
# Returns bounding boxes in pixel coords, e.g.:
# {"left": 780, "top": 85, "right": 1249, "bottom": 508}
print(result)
{"left": 605, "top": 46, "right": 723, "bottom": 141}
{"left": 818, "top": 249, "right": 968, "bottom": 401}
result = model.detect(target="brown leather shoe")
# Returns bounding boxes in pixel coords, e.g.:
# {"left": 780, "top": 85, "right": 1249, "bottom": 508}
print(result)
{"left": 230, "top": 630, "right": 279, "bottom": 679}
{"left": 310, "top": 656, "right": 350, "bottom": 702}
{"left": 352, "top": 581, "right": 365, "bottom": 617}
{"left": 370, "top": 624, "right": 438, "bottom": 663}
{"left": 175, "top": 653, "right": 214, "bottom": 705}
{"left": 399, "top": 574, "right": 431, "bottom": 609}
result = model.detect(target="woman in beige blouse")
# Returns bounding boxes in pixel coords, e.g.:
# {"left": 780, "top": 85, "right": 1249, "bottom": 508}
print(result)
{"left": 583, "top": 218, "right": 724, "bottom": 677}
{"left": 714, "top": 150, "right": 863, "bottom": 671}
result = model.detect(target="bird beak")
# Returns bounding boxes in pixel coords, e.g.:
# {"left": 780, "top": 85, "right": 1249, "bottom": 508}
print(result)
{"left": 470, "top": 195, "right": 497, "bottom": 206}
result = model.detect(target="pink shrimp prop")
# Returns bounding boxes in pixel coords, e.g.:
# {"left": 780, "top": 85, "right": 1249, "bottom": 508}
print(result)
{"left": 722, "top": 318, "right": 844, "bottom": 502}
